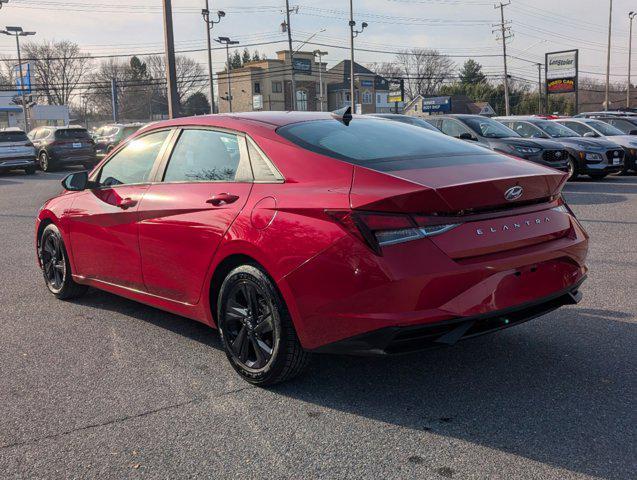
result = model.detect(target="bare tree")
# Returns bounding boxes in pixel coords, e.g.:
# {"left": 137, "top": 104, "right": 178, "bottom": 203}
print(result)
{"left": 366, "top": 61, "right": 402, "bottom": 80}
{"left": 146, "top": 55, "right": 206, "bottom": 104}
{"left": 395, "top": 48, "right": 455, "bottom": 100}
{"left": 21, "top": 40, "right": 91, "bottom": 105}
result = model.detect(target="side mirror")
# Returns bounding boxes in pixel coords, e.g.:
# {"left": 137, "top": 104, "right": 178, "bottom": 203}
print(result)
{"left": 459, "top": 132, "right": 476, "bottom": 141}
{"left": 61, "top": 170, "right": 92, "bottom": 191}
{"left": 583, "top": 132, "right": 597, "bottom": 138}
{"left": 629, "top": 129, "right": 637, "bottom": 135}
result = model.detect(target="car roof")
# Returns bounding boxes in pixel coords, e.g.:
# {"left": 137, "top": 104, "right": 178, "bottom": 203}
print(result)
{"left": 136, "top": 112, "right": 386, "bottom": 136}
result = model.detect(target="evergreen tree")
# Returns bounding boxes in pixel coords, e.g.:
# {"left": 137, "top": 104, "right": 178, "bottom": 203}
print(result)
{"left": 242, "top": 48, "right": 252, "bottom": 65}
{"left": 459, "top": 59, "right": 486, "bottom": 85}
{"left": 252, "top": 50, "right": 261, "bottom": 62}
{"left": 230, "top": 50, "right": 242, "bottom": 69}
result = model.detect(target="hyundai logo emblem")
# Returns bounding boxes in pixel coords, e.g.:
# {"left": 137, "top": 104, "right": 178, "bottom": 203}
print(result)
{"left": 504, "top": 186, "right": 524, "bottom": 201}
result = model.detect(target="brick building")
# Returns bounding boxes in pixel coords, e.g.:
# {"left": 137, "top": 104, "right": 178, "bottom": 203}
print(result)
{"left": 216, "top": 50, "right": 327, "bottom": 113}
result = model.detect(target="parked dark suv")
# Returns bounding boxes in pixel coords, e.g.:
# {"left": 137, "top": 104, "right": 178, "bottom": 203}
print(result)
{"left": 92, "top": 123, "right": 143, "bottom": 158}
{"left": 426, "top": 114, "right": 571, "bottom": 175}
{"left": 28, "top": 126, "right": 97, "bottom": 172}
{"left": 495, "top": 116, "right": 624, "bottom": 180}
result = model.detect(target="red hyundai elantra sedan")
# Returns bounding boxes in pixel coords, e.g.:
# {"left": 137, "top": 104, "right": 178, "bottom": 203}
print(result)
{"left": 36, "top": 111, "right": 588, "bottom": 385}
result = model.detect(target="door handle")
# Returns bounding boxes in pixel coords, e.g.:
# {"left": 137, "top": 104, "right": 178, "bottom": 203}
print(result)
{"left": 118, "top": 197, "right": 137, "bottom": 210}
{"left": 206, "top": 193, "right": 239, "bottom": 206}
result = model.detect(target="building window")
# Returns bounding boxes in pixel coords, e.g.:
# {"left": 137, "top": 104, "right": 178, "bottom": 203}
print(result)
{"left": 296, "top": 90, "right": 308, "bottom": 111}
{"left": 254, "top": 82, "right": 261, "bottom": 94}
{"left": 377, "top": 94, "right": 381, "bottom": 105}
{"left": 345, "top": 92, "right": 350, "bottom": 102}
{"left": 272, "top": 81, "right": 282, "bottom": 93}
{"left": 362, "top": 91, "right": 372, "bottom": 104}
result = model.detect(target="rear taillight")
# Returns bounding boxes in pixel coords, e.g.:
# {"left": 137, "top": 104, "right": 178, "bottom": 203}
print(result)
{"left": 327, "top": 210, "right": 459, "bottom": 255}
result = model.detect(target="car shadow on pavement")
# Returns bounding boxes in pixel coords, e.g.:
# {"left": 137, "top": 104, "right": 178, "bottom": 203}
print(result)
{"left": 271, "top": 309, "right": 636, "bottom": 480}
{"left": 70, "top": 289, "right": 635, "bottom": 479}
{"left": 73, "top": 288, "right": 223, "bottom": 351}
{"left": 561, "top": 192, "right": 627, "bottom": 205}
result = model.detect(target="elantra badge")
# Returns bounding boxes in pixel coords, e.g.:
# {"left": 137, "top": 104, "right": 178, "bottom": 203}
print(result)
{"left": 504, "top": 186, "right": 523, "bottom": 201}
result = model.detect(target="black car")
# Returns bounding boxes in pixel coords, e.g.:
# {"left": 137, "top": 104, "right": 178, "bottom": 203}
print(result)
{"left": 495, "top": 116, "right": 624, "bottom": 180}
{"left": 368, "top": 113, "right": 442, "bottom": 132}
{"left": 92, "top": 123, "right": 143, "bottom": 158}
{"left": 425, "top": 114, "right": 571, "bottom": 174}
{"left": 28, "top": 126, "right": 97, "bottom": 172}
{"left": 0, "top": 128, "right": 37, "bottom": 175}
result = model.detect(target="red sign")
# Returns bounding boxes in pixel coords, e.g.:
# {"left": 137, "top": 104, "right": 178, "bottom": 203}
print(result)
{"left": 547, "top": 78, "right": 575, "bottom": 94}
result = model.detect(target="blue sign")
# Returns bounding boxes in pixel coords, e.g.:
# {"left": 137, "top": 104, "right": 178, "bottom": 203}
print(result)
{"left": 360, "top": 79, "right": 374, "bottom": 87}
{"left": 293, "top": 58, "right": 312, "bottom": 73}
{"left": 422, "top": 96, "right": 451, "bottom": 113}
{"left": 14, "top": 63, "right": 31, "bottom": 94}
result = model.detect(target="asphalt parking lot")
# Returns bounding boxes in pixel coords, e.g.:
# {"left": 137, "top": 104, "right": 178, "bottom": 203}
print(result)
{"left": 0, "top": 170, "right": 635, "bottom": 479}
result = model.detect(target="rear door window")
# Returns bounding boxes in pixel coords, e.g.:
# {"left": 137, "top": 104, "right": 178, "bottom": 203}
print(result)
{"left": 440, "top": 119, "right": 472, "bottom": 138}
{"left": 163, "top": 129, "right": 252, "bottom": 182}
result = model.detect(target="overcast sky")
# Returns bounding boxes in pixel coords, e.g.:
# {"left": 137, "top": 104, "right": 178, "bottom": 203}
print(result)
{"left": 0, "top": 0, "right": 634, "bottom": 86}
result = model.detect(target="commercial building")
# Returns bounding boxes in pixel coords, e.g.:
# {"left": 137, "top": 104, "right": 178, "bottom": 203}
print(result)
{"left": 216, "top": 50, "right": 327, "bottom": 113}
{"left": 326, "top": 60, "right": 392, "bottom": 114}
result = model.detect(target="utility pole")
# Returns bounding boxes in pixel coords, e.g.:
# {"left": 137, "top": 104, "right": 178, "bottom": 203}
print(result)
{"left": 628, "top": 11, "right": 636, "bottom": 108}
{"left": 284, "top": 1, "right": 297, "bottom": 111}
{"left": 110, "top": 78, "right": 118, "bottom": 122}
{"left": 605, "top": 0, "right": 613, "bottom": 111}
{"left": 1, "top": 26, "right": 35, "bottom": 132}
{"left": 215, "top": 37, "right": 239, "bottom": 112}
{"left": 348, "top": 0, "right": 367, "bottom": 113}
{"left": 162, "top": 0, "right": 180, "bottom": 118}
{"left": 201, "top": 2, "right": 225, "bottom": 114}
{"left": 313, "top": 50, "right": 328, "bottom": 111}
{"left": 494, "top": 2, "right": 512, "bottom": 116}
{"left": 537, "top": 63, "right": 543, "bottom": 114}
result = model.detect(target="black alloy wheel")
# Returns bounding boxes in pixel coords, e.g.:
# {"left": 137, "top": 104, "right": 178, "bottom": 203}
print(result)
{"left": 224, "top": 279, "right": 276, "bottom": 370}
{"left": 41, "top": 229, "right": 66, "bottom": 293}
{"left": 39, "top": 224, "right": 87, "bottom": 299}
{"left": 218, "top": 264, "right": 310, "bottom": 385}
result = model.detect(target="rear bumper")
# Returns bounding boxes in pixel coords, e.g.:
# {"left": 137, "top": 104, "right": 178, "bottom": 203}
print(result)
{"left": 312, "top": 278, "right": 585, "bottom": 355}
{"left": 0, "top": 156, "right": 37, "bottom": 169}
{"left": 50, "top": 152, "right": 97, "bottom": 164}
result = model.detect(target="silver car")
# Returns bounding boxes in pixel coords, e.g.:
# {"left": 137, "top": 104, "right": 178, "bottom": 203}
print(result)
{"left": 0, "top": 128, "right": 37, "bottom": 175}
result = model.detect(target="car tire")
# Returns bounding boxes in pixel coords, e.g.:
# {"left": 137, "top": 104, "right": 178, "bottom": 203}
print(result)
{"left": 39, "top": 224, "right": 88, "bottom": 300}
{"left": 589, "top": 173, "right": 608, "bottom": 180}
{"left": 217, "top": 264, "right": 310, "bottom": 386}
{"left": 39, "top": 151, "right": 54, "bottom": 172}
{"left": 24, "top": 165, "right": 36, "bottom": 175}
{"left": 567, "top": 156, "right": 578, "bottom": 180}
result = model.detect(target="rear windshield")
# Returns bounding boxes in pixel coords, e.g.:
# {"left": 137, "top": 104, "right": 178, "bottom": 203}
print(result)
{"left": 277, "top": 118, "right": 497, "bottom": 171}
{"left": 0, "top": 131, "right": 28, "bottom": 142}
{"left": 55, "top": 128, "right": 91, "bottom": 140}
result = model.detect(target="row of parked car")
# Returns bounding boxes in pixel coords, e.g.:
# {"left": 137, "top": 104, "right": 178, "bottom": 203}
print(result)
{"left": 371, "top": 111, "right": 637, "bottom": 179}
{"left": 0, "top": 122, "right": 143, "bottom": 175}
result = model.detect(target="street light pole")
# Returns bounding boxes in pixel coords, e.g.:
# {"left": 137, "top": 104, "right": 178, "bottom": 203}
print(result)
{"left": 313, "top": 50, "right": 327, "bottom": 111}
{"left": 215, "top": 36, "right": 239, "bottom": 112}
{"left": 628, "top": 12, "right": 636, "bottom": 108}
{"left": 537, "top": 63, "right": 543, "bottom": 114}
{"left": 348, "top": 0, "right": 367, "bottom": 113}
{"left": 605, "top": 0, "right": 613, "bottom": 111}
{"left": 1, "top": 26, "right": 35, "bottom": 132}
{"left": 201, "top": 1, "right": 225, "bottom": 114}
